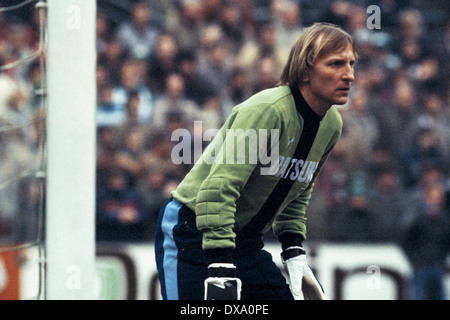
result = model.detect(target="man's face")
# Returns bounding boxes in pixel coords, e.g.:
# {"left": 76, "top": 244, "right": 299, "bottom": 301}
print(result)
{"left": 303, "top": 42, "right": 356, "bottom": 112}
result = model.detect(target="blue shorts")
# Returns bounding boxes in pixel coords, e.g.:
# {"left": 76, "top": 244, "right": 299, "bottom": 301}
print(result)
{"left": 154, "top": 198, "right": 294, "bottom": 300}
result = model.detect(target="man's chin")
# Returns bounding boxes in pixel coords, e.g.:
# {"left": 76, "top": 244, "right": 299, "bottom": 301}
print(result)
{"left": 333, "top": 98, "right": 348, "bottom": 106}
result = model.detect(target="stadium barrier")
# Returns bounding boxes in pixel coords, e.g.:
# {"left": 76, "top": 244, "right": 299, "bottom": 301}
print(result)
{"left": 9, "top": 242, "right": 450, "bottom": 300}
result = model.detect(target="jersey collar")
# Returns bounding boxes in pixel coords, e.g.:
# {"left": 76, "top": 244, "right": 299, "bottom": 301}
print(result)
{"left": 290, "top": 85, "right": 324, "bottom": 122}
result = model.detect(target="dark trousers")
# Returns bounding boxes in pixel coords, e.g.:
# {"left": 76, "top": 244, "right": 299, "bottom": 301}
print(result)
{"left": 411, "top": 263, "right": 446, "bottom": 300}
{"left": 155, "top": 198, "right": 294, "bottom": 300}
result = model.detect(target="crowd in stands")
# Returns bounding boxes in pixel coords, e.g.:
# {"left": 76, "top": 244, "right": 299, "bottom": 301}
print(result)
{"left": 0, "top": 0, "right": 448, "bottom": 248}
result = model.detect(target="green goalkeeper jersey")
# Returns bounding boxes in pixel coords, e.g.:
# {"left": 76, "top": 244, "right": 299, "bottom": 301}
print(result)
{"left": 172, "top": 85, "right": 342, "bottom": 251}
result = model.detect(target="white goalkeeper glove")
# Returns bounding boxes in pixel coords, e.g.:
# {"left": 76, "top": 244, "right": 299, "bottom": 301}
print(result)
{"left": 282, "top": 246, "right": 326, "bottom": 300}
{"left": 204, "top": 263, "right": 242, "bottom": 300}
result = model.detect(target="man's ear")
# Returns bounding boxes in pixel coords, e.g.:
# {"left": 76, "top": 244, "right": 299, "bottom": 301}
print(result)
{"left": 301, "top": 70, "right": 310, "bottom": 83}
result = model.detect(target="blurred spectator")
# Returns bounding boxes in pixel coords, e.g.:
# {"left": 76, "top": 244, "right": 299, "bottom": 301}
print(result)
{"left": 162, "top": 178, "right": 180, "bottom": 200}
{"left": 401, "top": 127, "right": 447, "bottom": 187}
{"left": 408, "top": 55, "right": 443, "bottom": 92}
{"left": 176, "top": 50, "right": 215, "bottom": 106}
{"left": 223, "top": 66, "right": 252, "bottom": 113}
{"left": 236, "top": 22, "right": 285, "bottom": 75}
{"left": 200, "top": 94, "right": 225, "bottom": 131}
{"left": 1, "top": 89, "right": 32, "bottom": 138}
{"left": 23, "top": 61, "right": 44, "bottom": 111}
{"left": 393, "top": 8, "right": 434, "bottom": 66}
{"left": 115, "top": 126, "right": 149, "bottom": 187}
{"left": 114, "top": 90, "right": 151, "bottom": 143}
{"left": 167, "top": 0, "right": 205, "bottom": 53}
{"left": 96, "top": 15, "right": 112, "bottom": 56}
{"left": 338, "top": 88, "right": 379, "bottom": 172}
{"left": 217, "top": 2, "right": 243, "bottom": 52}
{"left": 96, "top": 58, "right": 110, "bottom": 89}
{"left": 0, "top": 12, "right": 8, "bottom": 43}
{"left": 17, "top": 176, "right": 41, "bottom": 242}
{"left": 97, "top": 38, "right": 127, "bottom": 85}
{"left": 406, "top": 91, "right": 450, "bottom": 155}
{"left": 150, "top": 72, "right": 201, "bottom": 130}
{"left": 444, "top": 21, "right": 450, "bottom": 64}
{"left": 366, "top": 165, "right": 409, "bottom": 242}
{"left": 96, "top": 125, "right": 119, "bottom": 188}
{"left": 325, "top": 0, "right": 353, "bottom": 27}
{"left": 136, "top": 166, "right": 169, "bottom": 240}
{"left": 0, "top": 119, "right": 36, "bottom": 244}
{"left": 116, "top": 1, "right": 160, "bottom": 60}
{"left": 0, "top": 51, "right": 30, "bottom": 114}
{"left": 410, "top": 164, "right": 449, "bottom": 213}
{"left": 306, "top": 140, "right": 351, "bottom": 241}
{"left": 251, "top": 55, "right": 279, "bottom": 93}
{"left": 96, "top": 169, "right": 147, "bottom": 241}
{"left": 144, "top": 129, "right": 186, "bottom": 181}
{"left": 329, "top": 171, "right": 376, "bottom": 242}
{"left": 202, "top": 0, "right": 223, "bottom": 24}
{"left": 400, "top": 180, "right": 450, "bottom": 300}
{"left": 147, "top": 32, "right": 180, "bottom": 95}
{"left": 5, "top": 22, "right": 36, "bottom": 77}
{"left": 314, "top": 139, "right": 350, "bottom": 215}
{"left": 345, "top": 4, "right": 368, "bottom": 38}
{"left": 111, "top": 59, "right": 154, "bottom": 122}
{"left": 96, "top": 84, "right": 123, "bottom": 127}
{"left": 271, "top": 0, "right": 304, "bottom": 60}
{"left": 371, "top": 76, "right": 419, "bottom": 157}
{"left": 197, "top": 25, "right": 233, "bottom": 99}
{"left": 216, "top": 0, "right": 254, "bottom": 54}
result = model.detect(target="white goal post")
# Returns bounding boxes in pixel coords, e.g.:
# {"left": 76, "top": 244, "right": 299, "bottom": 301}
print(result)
{"left": 46, "top": 0, "right": 97, "bottom": 299}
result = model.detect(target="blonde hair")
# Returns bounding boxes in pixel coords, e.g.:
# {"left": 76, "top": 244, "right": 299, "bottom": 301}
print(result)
{"left": 279, "top": 22, "right": 357, "bottom": 87}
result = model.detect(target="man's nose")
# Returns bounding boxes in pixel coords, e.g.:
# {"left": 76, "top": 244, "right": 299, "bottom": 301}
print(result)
{"left": 342, "top": 65, "right": 355, "bottom": 82}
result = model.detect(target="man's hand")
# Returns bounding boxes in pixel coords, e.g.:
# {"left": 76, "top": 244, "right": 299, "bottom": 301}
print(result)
{"left": 282, "top": 246, "right": 326, "bottom": 300}
{"left": 204, "top": 263, "right": 242, "bottom": 300}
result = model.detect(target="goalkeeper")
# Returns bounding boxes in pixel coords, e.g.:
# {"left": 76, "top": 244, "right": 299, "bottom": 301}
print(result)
{"left": 155, "top": 23, "right": 356, "bottom": 300}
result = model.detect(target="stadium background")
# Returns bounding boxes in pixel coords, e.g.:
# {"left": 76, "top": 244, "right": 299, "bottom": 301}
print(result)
{"left": 0, "top": 0, "right": 448, "bottom": 299}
